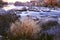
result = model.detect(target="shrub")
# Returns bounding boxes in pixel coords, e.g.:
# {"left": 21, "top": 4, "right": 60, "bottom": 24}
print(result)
{"left": 0, "top": 13, "right": 20, "bottom": 40}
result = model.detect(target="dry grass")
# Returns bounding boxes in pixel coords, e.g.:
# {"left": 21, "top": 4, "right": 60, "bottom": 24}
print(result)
{"left": 9, "top": 16, "right": 60, "bottom": 40}
{"left": 9, "top": 16, "right": 41, "bottom": 40}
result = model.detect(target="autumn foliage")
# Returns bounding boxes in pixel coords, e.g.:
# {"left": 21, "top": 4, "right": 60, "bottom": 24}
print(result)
{"left": 44, "top": 0, "right": 57, "bottom": 7}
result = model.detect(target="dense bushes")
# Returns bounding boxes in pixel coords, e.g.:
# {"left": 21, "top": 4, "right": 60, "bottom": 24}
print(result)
{"left": 0, "top": 13, "right": 60, "bottom": 40}
{"left": 38, "top": 17, "right": 60, "bottom": 40}
{"left": 9, "top": 16, "right": 60, "bottom": 40}
{"left": 0, "top": 13, "right": 20, "bottom": 40}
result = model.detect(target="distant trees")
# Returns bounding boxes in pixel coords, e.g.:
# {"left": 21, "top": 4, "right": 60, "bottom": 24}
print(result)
{"left": 57, "top": 0, "right": 60, "bottom": 7}
{"left": 14, "top": 1, "right": 24, "bottom": 6}
{"left": 0, "top": 0, "right": 8, "bottom": 8}
{"left": 44, "top": 0, "right": 57, "bottom": 7}
{"left": 0, "top": 0, "right": 3, "bottom": 7}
